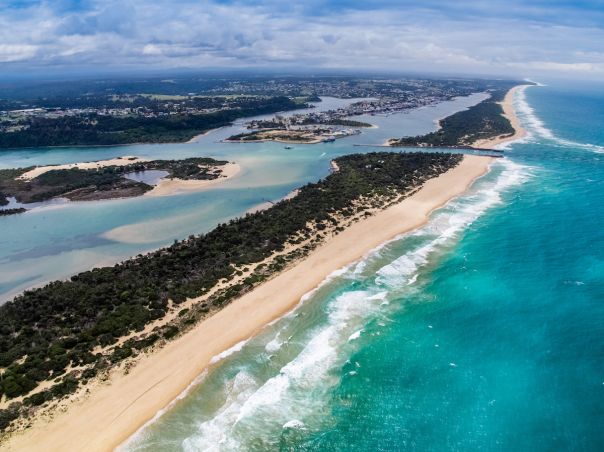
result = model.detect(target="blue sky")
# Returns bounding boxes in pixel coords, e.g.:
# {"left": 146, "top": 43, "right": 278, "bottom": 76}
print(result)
{"left": 1, "top": 0, "right": 603, "bottom": 79}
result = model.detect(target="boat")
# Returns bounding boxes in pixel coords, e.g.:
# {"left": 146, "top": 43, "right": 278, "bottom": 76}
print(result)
{"left": 284, "top": 145, "right": 293, "bottom": 149}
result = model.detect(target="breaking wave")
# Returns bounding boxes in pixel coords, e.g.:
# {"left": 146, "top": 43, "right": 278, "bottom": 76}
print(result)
{"left": 123, "top": 157, "right": 531, "bottom": 451}
{"left": 516, "top": 85, "right": 604, "bottom": 153}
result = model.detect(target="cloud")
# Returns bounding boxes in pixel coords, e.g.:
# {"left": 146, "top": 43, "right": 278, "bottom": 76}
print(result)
{"left": 0, "top": 0, "right": 603, "bottom": 78}
{"left": 0, "top": 44, "right": 38, "bottom": 62}
{"left": 142, "top": 44, "right": 162, "bottom": 56}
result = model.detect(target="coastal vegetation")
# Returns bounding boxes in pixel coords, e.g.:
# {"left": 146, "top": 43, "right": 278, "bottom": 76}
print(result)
{"left": 0, "top": 157, "right": 229, "bottom": 208}
{"left": 247, "top": 118, "right": 372, "bottom": 129}
{"left": 321, "top": 119, "right": 372, "bottom": 128}
{"left": 0, "top": 96, "right": 302, "bottom": 148}
{"left": 389, "top": 86, "right": 521, "bottom": 148}
{"left": 227, "top": 126, "right": 361, "bottom": 144}
{"left": 0, "top": 208, "right": 26, "bottom": 216}
{"left": 226, "top": 128, "right": 332, "bottom": 143}
{"left": 1, "top": 76, "right": 524, "bottom": 149}
{"left": 0, "top": 151, "right": 462, "bottom": 433}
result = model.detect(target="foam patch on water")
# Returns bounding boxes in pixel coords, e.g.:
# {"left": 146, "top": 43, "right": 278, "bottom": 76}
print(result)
{"left": 210, "top": 339, "right": 250, "bottom": 364}
{"left": 283, "top": 419, "right": 305, "bottom": 429}
{"left": 265, "top": 336, "right": 283, "bottom": 353}
{"left": 516, "top": 85, "right": 604, "bottom": 153}
{"left": 180, "top": 288, "right": 388, "bottom": 450}
{"left": 182, "top": 371, "right": 258, "bottom": 451}
{"left": 515, "top": 86, "right": 555, "bottom": 141}
{"left": 119, "top": 370, "right": 209, "bottom": 451}
{"left": 125, "top": 156, "right": 532, "bottom": 451}
{"left": 375, "top": 159, "right": 530, "bottom": 289}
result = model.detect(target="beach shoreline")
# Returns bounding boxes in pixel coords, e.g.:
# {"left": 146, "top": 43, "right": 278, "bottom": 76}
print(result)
{"left": 145, "top": 162, "right": 241, "bottom": 197}
{"left": 17, "top": 156, "right": 147, "bottom": 180}
{"left": 473, "top": 85, "right": 527, "bottom": 148}
{"left": 3, "top": 85, "right": 524, "bottom": 452}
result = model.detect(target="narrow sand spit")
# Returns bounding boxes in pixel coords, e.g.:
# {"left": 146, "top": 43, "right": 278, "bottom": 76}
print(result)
{"left": 4, "top": 85, "right": 525, "bottom": 452}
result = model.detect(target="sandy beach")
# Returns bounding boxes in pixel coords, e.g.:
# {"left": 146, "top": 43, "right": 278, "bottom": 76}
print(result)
{"left": 145, "top": 162, "right": 241, "bottom": 197}
{"left": 4, "top": 155, "right": 493, "bottom": 452}
{"left": 17, "top": 156, "right": 147, "bottom": 180}
{"left": 473, "top": 85, "right": 527, "bottom": 148}
{"left": 3, "top": 85, "right": 524, "bottom": 452}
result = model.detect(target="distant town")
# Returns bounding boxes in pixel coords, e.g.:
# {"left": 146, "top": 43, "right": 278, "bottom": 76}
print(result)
{"left": 0, "top": 76, "right": 512, "bottom": 148}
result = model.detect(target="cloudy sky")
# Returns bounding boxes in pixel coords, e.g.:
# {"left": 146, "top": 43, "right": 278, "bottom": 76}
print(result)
{"left": 1, "top": 0, "right": 604, "bottom": 79}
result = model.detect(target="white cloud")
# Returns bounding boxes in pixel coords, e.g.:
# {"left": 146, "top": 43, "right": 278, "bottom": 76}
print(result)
{"left": 509, "top": 61, "right": 604, "bottom": 74}
{"left": 0, "top": 44, "right": 38, "bottom": 62}
{"left": 142, "top": 44, "right": 162, "bottom": 56}
{"left": 0, "top": 0, "right": 603, "bottom": 78}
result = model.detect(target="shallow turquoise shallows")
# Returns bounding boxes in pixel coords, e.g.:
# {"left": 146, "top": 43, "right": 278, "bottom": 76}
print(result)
{"left": 0, "top": 94, "right": 486, "bottom": 302}
{"left": 119, "top": 81, "right": 604, "bottom": 451}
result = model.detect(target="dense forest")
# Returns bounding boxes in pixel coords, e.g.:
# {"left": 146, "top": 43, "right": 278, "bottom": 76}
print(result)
{"left": 0, "top": 97, "right": 300, "bottom": 148}
{"left": 319, "top": 119, "right": 373, "bottom": 128}
{"left": 390, "top": 85, "right": 523, "bottom": 148}
{"left": 0, "top": 151, "right": 461, "bottom": 430}
{"left": 0, "top": 208, "right": 25, "bottom": 216}
{"left": 0, "top": 157, "right": 228, "bottom": 207}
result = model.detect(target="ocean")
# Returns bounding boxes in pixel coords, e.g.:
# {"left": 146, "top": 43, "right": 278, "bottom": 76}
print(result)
{"left": 121, "top": 82, "right": 604, "bottom": 451}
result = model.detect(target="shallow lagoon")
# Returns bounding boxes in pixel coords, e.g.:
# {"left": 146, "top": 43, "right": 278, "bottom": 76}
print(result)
{"left": 0, "top": 93, "right": 486, "bottom": 302}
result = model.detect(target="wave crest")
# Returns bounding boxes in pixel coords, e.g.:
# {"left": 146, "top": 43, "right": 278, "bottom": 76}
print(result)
{"left": 516, "top": 85, "right": 604, "bottom": 153}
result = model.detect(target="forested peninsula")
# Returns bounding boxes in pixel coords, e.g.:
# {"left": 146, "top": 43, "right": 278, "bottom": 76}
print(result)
{"left": 389, "top": 87, "right": 523, "bottom": 148}
{"left": 0, "top": 151, "right": 462, "bottom": 433}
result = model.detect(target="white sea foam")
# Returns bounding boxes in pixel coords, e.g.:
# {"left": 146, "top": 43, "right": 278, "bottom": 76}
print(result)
{"left": 127, "top": 150, "right": 532, "bottom": 451}
{"left": 121, "top": 338, "right": 252, "bottom": 450}
{"left": 209, "top": 338, "right": 250, "bottom": 364}
{"left": 516, "top": 84, "right": 604, "bottom": 153}
{"left": 515, "top": 86, "right": 555, "bottom": 141}
{"left": 375, "top": 159, "right": 530, "bottom": 290}
{"left": 182, "top": 371, "right": 258, "bottom": 451}
{"left": 181, "top": 288, "right": 388, "bottom": 450}
{"left": 118, "top": 370, "right": 209, "bottom": 451}
{"left": 348, "top": 329, "right": 363, "bottom": 341}
{"left": 283, "top": 419, "right": 305, "bottom": 429}
{"left": 265, "top": 336, "right": 283, "bottom": 353}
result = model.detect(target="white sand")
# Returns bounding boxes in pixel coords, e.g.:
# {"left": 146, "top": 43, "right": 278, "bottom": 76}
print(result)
{"left": 145, "top": 162, "right": 241, "bottom": 197}
{"left": 18, "top": 156, "right": 146, "bottom": 180}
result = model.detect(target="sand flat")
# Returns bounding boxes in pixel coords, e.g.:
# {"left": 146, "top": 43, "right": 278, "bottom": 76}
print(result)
{"left": 17, "top": 156, "right": 147, "bottom": 181}
{"left": 145, "top": 162, "right": 241, "bottom": 196}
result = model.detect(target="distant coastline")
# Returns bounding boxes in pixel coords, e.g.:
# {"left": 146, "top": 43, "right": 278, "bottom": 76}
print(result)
{"left": 2, "top": 85, "right": 525, "bottom": 452}
{"left": 473, "top": 85, "right": 527, "bottom": 148}
{"left": 387, "top": 84, "right": 529, "bottom": 150}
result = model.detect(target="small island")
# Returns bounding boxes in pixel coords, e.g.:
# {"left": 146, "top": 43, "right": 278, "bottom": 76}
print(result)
{"left": 0, "top": 156, "right": 236, "bottom": 214}
{"left": 225, "top": 126, "right": 362, "bottom": 144}
{"left": 226, "top": 109, "right": 373, "bottom": 144}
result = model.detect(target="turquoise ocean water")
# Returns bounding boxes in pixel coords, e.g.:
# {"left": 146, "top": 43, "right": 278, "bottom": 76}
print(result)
{"left": 119, "top": 82, "right": 604, "bottom": 451}
{"left": 3, "top": 84, "right": 603, "bottom": 450}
